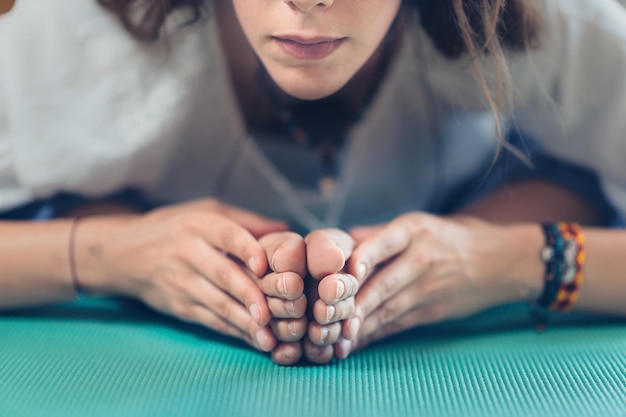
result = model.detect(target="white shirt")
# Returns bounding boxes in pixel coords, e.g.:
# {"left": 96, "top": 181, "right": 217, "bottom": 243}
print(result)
{"left": 1, "top": 0, "right": 626, "bottom": 231}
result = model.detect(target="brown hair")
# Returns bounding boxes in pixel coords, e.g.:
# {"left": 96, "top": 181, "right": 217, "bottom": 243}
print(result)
{"left": 96, "top": 0, "right": 205, "bottom": 42}
{"left": 97, "top": 0, "right": 543, "bottom": 150}
{"left": 418, "top": 0, "right": 543, "bottom": 154}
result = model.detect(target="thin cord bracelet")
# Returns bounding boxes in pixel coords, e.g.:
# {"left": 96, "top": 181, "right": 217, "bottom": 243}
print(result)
{"left": 68, "top": 216, "right": 88, "bottom": 299}
{"left": 532, "top": 222, "right": 585, "bottom": 331}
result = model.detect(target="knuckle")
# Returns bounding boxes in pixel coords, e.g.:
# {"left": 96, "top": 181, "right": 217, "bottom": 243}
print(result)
{"left": 212, "top": 295, "right": 230, "bottom": 317}
{"left": 211, "top": 262, "right": 231, "bottom": 287}
{"left": 178, "top": 211, "right": 205, "bottom": 232}
{"left": 402, "top": 213, "right": 425, "bottom": 234}
{"left": 411, "top": 251, "right": 434, "bottom": 271}
{"left": 168, "top": 244, "right": 192, "bottom": 265}
{"left": 379, "top": 273, "right": 399, "bottom": 297}
{"left": 378, "top": 234, "right": 397, "bottom": 259}
{"left": 378, "top": 303, "right": 397, "bottom": 325}
{"left": 219, "top": 224, "right": 241, "bottom": 250}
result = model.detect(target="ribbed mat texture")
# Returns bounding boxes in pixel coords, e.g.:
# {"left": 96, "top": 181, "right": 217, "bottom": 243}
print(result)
{"left": 1, "top": 298, "right": 624, "bottom": 417}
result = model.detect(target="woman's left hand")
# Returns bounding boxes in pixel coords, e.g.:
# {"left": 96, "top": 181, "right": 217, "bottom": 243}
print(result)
{"left": 337, "top": 212, "right": 542, "bottom": 358}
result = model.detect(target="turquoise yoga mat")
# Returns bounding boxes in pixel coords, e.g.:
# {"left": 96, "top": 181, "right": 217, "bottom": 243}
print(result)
{"left": 1, "top": 298, "right": 625, "bottom": 417}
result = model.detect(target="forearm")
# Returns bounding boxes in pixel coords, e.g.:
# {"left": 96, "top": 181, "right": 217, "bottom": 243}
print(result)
{"left": 457, "top": 180, "right": 607, "bottom": 226}
{"left": 0, "top": 202, "right": 141, "bottom": 309}
{"left": 562, "top": 227, "right": 626, "bottom": 315}
{"left": 455, "top": 180, "right": 626, "bottom": 316}
{"left": 0, "top": 220, "right": 76, "bottom": 308}
{"left": 495, "top": 224, "right": 626, "bottom": 316}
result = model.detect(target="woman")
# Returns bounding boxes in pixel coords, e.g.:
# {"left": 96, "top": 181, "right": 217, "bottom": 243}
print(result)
{"left": 0, "top": 0, "right": 624, "bottom": 365}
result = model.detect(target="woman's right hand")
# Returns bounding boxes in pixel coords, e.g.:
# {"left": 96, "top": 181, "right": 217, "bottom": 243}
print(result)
{"left": 74, "top": 199, "right": 289, "bottom": 352}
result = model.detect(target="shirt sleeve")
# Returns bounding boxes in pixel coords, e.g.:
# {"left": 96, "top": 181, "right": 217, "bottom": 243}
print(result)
{"left": 511, "top": 0, "right": 626, "bottom": 218}
{"left": 0, "top": 12, "right": 34, "bottom": 209}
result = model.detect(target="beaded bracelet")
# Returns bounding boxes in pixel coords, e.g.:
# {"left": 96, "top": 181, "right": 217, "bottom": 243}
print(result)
{"left": 532, "top": 222, "right": 586, "bottom": 331}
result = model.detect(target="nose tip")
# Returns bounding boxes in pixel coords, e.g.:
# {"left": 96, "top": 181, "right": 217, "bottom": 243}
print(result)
{"left": 286, "top": 0, "right": 334, "bottom": 13}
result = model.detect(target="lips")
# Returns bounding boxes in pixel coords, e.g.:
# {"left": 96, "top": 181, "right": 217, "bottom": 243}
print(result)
{"left": 273, "top": 36, "right": 346, "bottom": 60}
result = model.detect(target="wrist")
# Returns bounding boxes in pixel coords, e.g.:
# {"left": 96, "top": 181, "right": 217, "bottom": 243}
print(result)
{"left": 495, "top": 223, "right": 545, "bottom": 304}
{"left": 72, "top": 215, "right": 138, "bottom": 297}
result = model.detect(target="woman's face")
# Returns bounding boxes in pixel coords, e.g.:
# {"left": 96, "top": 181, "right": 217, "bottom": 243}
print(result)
{"left": 231, "top": 0, "right": 403, "bottom": 100}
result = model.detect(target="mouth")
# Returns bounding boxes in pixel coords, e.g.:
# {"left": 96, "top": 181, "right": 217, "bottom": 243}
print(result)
{"left": 272, "top": 35, "right": 347, "bottom": 60}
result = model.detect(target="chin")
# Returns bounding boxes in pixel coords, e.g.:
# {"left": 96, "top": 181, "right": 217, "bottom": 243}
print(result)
{"left": 265, "top": 65, "right": 349, "bottom": 100}
{"left": 282, "top": 84, "right": 342, "bottom": 100}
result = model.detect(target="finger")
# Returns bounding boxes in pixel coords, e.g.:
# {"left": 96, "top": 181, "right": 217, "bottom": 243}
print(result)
{"left": 267, "top": 294, "right": 307, "bottom": 319}
{"left": 271, "top": 342, "right": 303, "bottom": 366}
{"left": 259, "top": 232, "right": 306, "bottom": 276}
{"left": 303, "top": 337, "right": 334, "bottom": 365}
{"left": 351, "top": 248, "right": 422, "bottom": 318}
{"left": 307, "top": 321, "right": 342, "bottom": 346}
{"left": 347, "top": 221, "right": 413, "bottom": 283}
{"left": 270, "top": 317, "right": 308, "bottom": 342}
{"left": 182, "top": 304, "right": 252, "bottom": 344}
{"left": 188, "top": 243, "right": 272, "bottom": 327}
{"left": 357, "top": 305, "right": 445, "bottom": 350}
{"left": 333, "top": 338, "right": 354, "bottom": 360}
{"left": 344, "top": 283, "right": 426, "bottom": 341}
{"left": 305, "top": 229, "right": 355, "bottom": 280}
{"left": 195, "top": 212, "right": 268, "bottom": 276}
{"left": 258, "top": 272, "right": 305, "bottom": 300}
{"left": 316, "top": 273, "right": 359, "bottom": 305}
{"left": 188, "top": 277, "right": 277, "bottom": 351}
{"left": 214, "top": 202, "right": 289, "bottom": 238}
{"left": 348, "top": 224, "right": 385, "bottom": 244}
{"left": 313, "top": 297, "right": 355, "bottom": 325}
{"left": 342, "top": 250, "right": 426, "bottom": 340}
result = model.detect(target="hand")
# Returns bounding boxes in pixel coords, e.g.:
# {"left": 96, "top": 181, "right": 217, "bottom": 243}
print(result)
{"left": 340, "top": 213, "right": 532, "bottom": 357}
{"left": 77, "top": 199, "right": 288, "bottom": 352}
{"left": 302, "top": 229, "right": 358, "bottom": 364}
{"left": 257, "top": 232, "right": 308, "bottom": 366}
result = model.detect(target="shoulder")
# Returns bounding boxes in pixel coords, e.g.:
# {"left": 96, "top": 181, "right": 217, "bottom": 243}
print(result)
{"left": 0, "top": 0, "right": 223, "bottom": 111}
{"left": 539, "top": 0, "right": 626, "bottom": 50}
{"left": 0, "top": 1, "right": 220, "bottom": 76}
{"left": 0, "top": 1, "right": 123, "bottom": 41}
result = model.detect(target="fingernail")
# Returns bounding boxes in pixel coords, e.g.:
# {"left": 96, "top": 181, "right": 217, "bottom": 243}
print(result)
{"left": 285, "top": 300, "right": 295, "bottom": 315}
{"left": 248, "top": 257, "right": 260, "bottom": 275}
{"left": 348, "top": 318, "right": 361, "bottom": 340}
{"left": 326, "top": 305, "right": 336, "bottom": 323}
{"left": 356, "top": 263, "right": 367, "bottom": 280}
{"left": 270, "top": 249, "right": 280, "bottom": 272}
{"left": 336, "top": 280, "right": 346, "bottom": 299}
{"left": 249, "top": 303, "right": 261, "bottom": 325}
{"left": 288, "top": 321, "right": 298, "bottom": 336}
{"left": 255, "top": 329, "right": 270, "bottom": 350}
{"left": 320, "top": 326, "right": 329, "bottom": 343}
{"left": 278, "top": 275, "right": 288, "bottom": 297}
{"left": 337, "top": 339, "right": 352, "bottom": 360}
